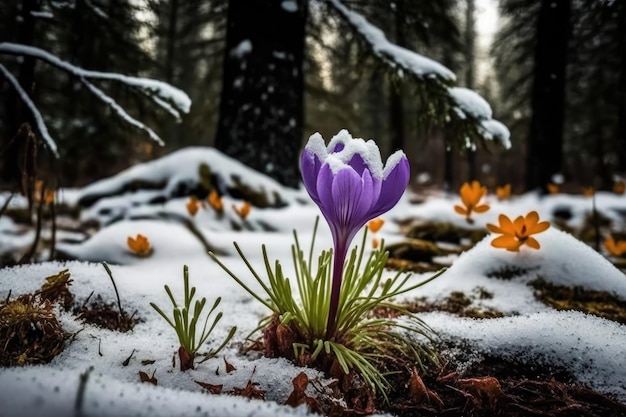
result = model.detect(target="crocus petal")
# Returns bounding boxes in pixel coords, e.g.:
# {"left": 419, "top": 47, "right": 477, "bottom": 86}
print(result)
{"left": 301, "top": 150, "right": 322, "bottom": 203}
{"left": 370, "top": 153, "right": 410, "bottom": 217}
{"left": 513, "top": 216, "right": 525, "bottom": 234}
{"left": 331, "top": 168, "right": 371, "bottom": 233}
{"left": 316, "top": 163, "right": 336, "bottom": 221}
{"left": 525, "top": 237, "right": 540, "bottom": 249}
{"left": 474, "top": 204, "right": 490, "bottom": 213}
{"left": 460, "top": 183, "right": 472, "bottom": 205}
{"left": 525, "top": 211, "right": 539, "bottom": 228}
{"left": 529, "top": 220, "right": 550, "bottom": 235}
{"left": 491, "top": 235, "right": 520, "bottom": 250}
{"left": 498, "top": 214, "right": 515, "bottom": 234}
{"left": 486, "top": 223, "right": 503, "bottom": 234}
{"left": 454, "top": 205, "right": 468, "bottom": 216}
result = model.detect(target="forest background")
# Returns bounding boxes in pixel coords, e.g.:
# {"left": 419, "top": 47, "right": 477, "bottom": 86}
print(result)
{"left": 0, "top": 0, "right": 624, "bottom": 195}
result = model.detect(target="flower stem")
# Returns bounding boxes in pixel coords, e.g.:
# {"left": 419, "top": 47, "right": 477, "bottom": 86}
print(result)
{"left": 326, "top": 241, "right": 347, "bottom": 339}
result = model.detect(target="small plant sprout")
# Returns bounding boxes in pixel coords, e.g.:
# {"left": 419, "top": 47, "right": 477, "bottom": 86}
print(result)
{"left": 454, "top": 181, "right": 490, "bottom": 224}
{"left": 496, "top": 184, "right": 511, "bottom": 201}
{"left": 127, "top": 234, "right": 152, "bottom": 257}
{"left": 150, "top": 265, "right": 236, "bottom": 371}
{"left": 487, "top": 211, "right": 550, "bottom": 252}
{"left": 210, "top": 130, "right": 443, "bottom": 398}
{"left": 232, "top": 201, "right": 251, "bottom": 220}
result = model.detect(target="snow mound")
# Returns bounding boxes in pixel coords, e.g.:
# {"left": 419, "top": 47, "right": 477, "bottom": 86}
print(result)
{"left": 424, "top": 310, "right": 626, "bottom": 402}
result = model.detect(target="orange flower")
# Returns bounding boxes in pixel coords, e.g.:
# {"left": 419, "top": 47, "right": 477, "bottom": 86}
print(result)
{"left": 186, "top": 196, "right": 200, "bottom": 216}
{"left": 496, "top": 184, "right": 511, "bottom": 201}
{"left": 486, "top": 211, "right": 550, "bottom": 252}
{"left": 604, "top": 236, "right": 626, "bottom": 257}
{"left": 368, "top": 218, "right": 385, "bottom": 233}
{"left": 582, "top": 187, "right": 594, "bottom": 197}
{"left": 547, "top": 183, "right": 559, "bottom": 195}
{"left": 127, "top": 234, "right": 152, "bottom": 257}
{"left": 368, "top": 218, "right": 385, "bottom": 248}
{"left": 614, "top": 181, "right": 625, "bottom": 195}
{"left": 454, "top": 181, "right": 490, "bottom": 223}
{"left": 232, "top": 201, "right": 251, "bottom": 219}
{"left": 208, "top": 189, "right": 223, "bottom": 212}
{"left": 33, "top": 180, "right": 55, "bottom": 204}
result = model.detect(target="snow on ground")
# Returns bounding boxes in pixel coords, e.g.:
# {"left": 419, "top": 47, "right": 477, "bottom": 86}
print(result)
{"left": 1, "top": 148, "right": 626, "bottom": 416}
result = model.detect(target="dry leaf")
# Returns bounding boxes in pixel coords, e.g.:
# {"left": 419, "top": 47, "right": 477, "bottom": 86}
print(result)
{"left": 195, "top": 380, "right": 223, "bottom": 394}
{"left": 139, "top": 370, "right": 157, "bottom": 385}
{"left": 223, "top": 356, "right": 236, "bottom": 373}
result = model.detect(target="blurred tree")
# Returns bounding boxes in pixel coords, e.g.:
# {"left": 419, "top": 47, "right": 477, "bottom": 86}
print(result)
{"left": 0, "top": 0, "right": 189, "bottom": 187}
{"left": 495, "top": 0, "right": 624, "bottom": 190}
{"left": 148, "top": 0, "right": 227, "bottom": 150}
{"left": 525, "top": 0, "right": 570, "bottom": 191}
{"left": 215, "top": 0, "right": 507, "bottom": 188}
{"left": 214, "top": 0, "right": 308, "bottom": 188}
{"left": 1, "top": 0, "right": 39, "bottom": 184}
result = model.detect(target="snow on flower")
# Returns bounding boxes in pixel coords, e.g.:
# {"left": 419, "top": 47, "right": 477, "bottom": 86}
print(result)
{"left": 300, "top": 129, "right": 409, "bottom": 333}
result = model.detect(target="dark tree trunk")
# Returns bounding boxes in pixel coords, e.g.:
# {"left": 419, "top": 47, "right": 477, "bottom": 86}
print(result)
{"left": 2, "top": 0, "right": 39, "bottom": 183}
{"left": 388, "top": 0, "right": 405, "bottom": 154}
{"left": 214, "top": 0, "right": 308, "bottom": 188}
{"left": 525, "top": 0, "right": 571, "bottom": 191}
{"left": 465, "top": 0, "right": 477, "bottom": 181}
{"left": 165, "top": 0, "right": 179, "bottom": 83}
{"left": 617, "top": 0, "right": 626, "bottom": 173}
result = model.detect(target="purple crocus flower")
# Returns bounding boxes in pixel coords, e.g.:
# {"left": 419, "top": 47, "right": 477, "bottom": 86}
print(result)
{"left": 300, "top": 129, "right": 410, "bottom": 337}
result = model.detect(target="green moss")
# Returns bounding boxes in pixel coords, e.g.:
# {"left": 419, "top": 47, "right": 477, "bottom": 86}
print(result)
{"left": 529, "top": 277, "right": 626, "bottom": 324}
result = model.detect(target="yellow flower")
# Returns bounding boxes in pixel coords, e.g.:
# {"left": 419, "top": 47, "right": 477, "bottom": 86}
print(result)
{"left": 127, "top": 234, "right": 152, "bottom": 257}
{"left": 232, "top": 201, "right": 251, "bottom": 219}
{"left": 367, "top": 218, "right": 385, "bottom": 233}
{"left": 614, "top": 181, "right": 625, "bottom": 195}
{"left": 496, "top": 184, "right": 511, "bottom": 201}
{"left": 454, "top": 181, "right": 490, "bottom": 223}
{"left": 604, "top": 236, "right": 626, "bottom": 257}
{"left": 547, "top": 183, "right": 559, "bottom": 195}
{"left": 208, "top": 189, "right": 223, "bottom": 212}
{"left": 186, "top": 196, "right": 200, "bottom": 216}
{"left": 582, "top": 187, "right": 594, "bottom": 197}
{"left": 486, "top": 211, "right": 550, "bottom": 252}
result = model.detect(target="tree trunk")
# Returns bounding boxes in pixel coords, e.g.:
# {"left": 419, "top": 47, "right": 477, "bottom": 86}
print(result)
{"left": 525, "top": 0, "right": 571, "bottom": 191}
{"left": 2, "top": 0, "right": 39, "bottom": 183}
{"left": 465, "top": 0, "right": 477, "bottom": 181}
{"left": 617, "top": 0, "right": 626, "bottom": 173}
{"left": 165, "top": 0, "right": 179, "bottom": 83}
{"left": 388, "top": 0, "right": 405, "bottom": 154}
{"left": 214, "top": 0, "right": 308, "bottom": 188}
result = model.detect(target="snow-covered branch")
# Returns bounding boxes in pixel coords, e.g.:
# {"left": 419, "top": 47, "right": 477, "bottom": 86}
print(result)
{"left": 327, "top": 0, "right": 511, "bottom": 150}
{"left": 0, "top": 64, "right": 59, "bottom": 157}
{"left": 327, "top": 0, "right": 455, "bottom": 82}
{"left": 80, "top": 78, "right": 165, "bottom": 146}
{"left": 0, "top": 42, "right": 191, "bottom": 117}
